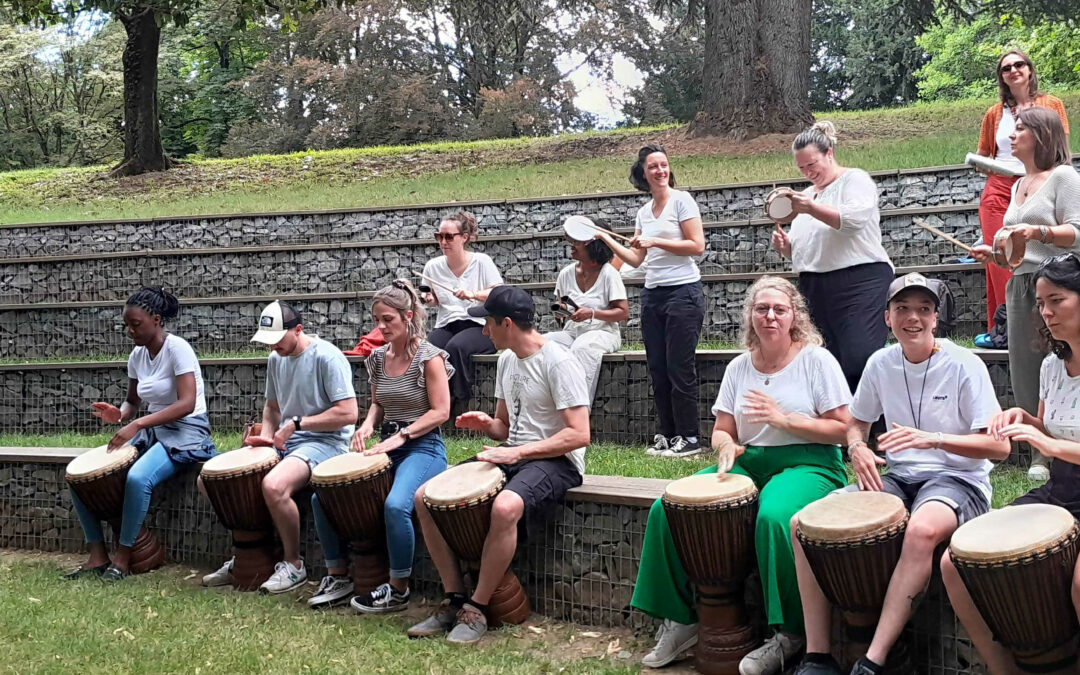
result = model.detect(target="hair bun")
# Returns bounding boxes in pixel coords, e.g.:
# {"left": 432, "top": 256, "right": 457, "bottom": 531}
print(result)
{"left": 812, "top": 121, "right": 838, "bottom": 145}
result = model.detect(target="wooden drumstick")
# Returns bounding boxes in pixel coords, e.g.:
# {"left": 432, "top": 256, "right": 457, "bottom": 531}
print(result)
{"left": 591, "top": 224, "right": 635, "bottom": 243}
{"left": 913, "top": 218, "right": 973, "bottom": 253}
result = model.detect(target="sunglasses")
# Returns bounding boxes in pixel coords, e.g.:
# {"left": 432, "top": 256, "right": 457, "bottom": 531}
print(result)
{"left": 391, "top": 279, "right": 415, "bottom": 297}
{"left": 1000, "top": 62, "right": 1029, "bottom": 74}
{"left": 434, "top": 232, "right": 463, "bottom": 243}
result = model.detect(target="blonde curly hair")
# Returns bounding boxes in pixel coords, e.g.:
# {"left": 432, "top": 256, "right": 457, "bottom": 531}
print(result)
{"left": 740, "top": 276, "right": 824, "bottom": 352}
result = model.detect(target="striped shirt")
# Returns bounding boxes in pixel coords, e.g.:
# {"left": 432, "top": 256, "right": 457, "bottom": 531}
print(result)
{"left": 366, "top": 340, "right": 454, "bottom": 424}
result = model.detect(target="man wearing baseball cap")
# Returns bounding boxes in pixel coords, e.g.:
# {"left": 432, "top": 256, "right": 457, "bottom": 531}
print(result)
{"left": 409, "top": 285, "right": 591, "bottom": 644}
{"left": 202, "top": 300, "right": 358, "bottom": 594}
{"left": 791, "top": 273, "right": 1010, "bottom": 675}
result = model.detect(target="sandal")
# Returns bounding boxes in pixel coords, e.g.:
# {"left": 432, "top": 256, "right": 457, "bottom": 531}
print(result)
{"left": 61, "top": 563, "right": 109, "bottom": 581}
{"left": 101, "top": 564, "right": 130, "bottom": 582}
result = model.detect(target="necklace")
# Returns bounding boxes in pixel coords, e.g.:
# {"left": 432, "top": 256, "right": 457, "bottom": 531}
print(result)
{"left": 758, "top": 343, "right": 796, "bottom": 386}
{"left": 902, "top": 346, "right": 934, "bottom": 429}
{"left": 1021, "top": 171, "right": 1049, "bottom": 200}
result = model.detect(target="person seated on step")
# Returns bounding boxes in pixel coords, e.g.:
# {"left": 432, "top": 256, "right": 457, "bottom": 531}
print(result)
{"left": 421, "top": 210, "right": 503, "bottom": 409}
{"left": 543, "top": 220, "right": 629, "bottom": 402}
{"left": 201, "top": 300, "right": 358, "bottom": 594}
{"left": 409, "top": 285, "right": 590, "bottom": 645}
{"left": 64, "top": 287, "right": 216, "bottom": 582}
{"left": 791, "top": 273, "right": 1008, "bottom": 675}
{"left": 632, "top": 275, "right": 853, "bottom": 674}
{"left": 943, "top": 254, "right": 1080, "bottom": 675}
{"left": 307, "top": 280, "right": 452, "bottom": 612}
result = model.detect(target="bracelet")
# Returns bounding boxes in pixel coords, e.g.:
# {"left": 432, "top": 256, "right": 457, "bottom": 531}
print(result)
{"left": 936, "top": 432, "right": 944, "bottom": 447}
{"left": 590, "top": 309, "right": 596, "bottom": 320}
{"left": 1040, "top": 225, "right": 1051, "bottom": 243}
{"left": 849, "top": 440, "right": 868, "bottom": 451}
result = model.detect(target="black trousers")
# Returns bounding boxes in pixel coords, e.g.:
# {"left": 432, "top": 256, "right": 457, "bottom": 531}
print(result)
{"left": 640, "top": 281, "right": 705, "bottom": 439}
{"left": 429, "top": 319, "right": 495, "bottom": 401}
{"left": 798, "top": 262, "right": 892, "bottom": 393}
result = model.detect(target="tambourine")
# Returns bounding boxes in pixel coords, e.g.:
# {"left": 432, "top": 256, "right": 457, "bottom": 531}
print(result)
{"left": 765, "top": 188, "right": 796, "bottom": 224}
{"left": 992, "top": 227, "right": 1026, "bottom": 269}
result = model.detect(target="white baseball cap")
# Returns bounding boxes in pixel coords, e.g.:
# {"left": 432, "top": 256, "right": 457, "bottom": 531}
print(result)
{"left": 251, "top": 300, "right": 302, "bottom": 345}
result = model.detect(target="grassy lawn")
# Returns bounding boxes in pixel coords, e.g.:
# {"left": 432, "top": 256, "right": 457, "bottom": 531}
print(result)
{"left": 3, "top": 94, "right": 1079, "bottom": 226}
{"left": 0, "top": 432, "right": 1038, "bottom": 507}
{"left": 0, "top": 552, "right": 640, "bottom": 674}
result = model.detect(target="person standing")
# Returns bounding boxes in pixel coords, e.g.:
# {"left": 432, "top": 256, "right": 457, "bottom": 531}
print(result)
{"left": 771, "top": 121, "right": 894, "bottom": 394}
{"left": 973, "top": 50, "right": 1069, "bottom": 332}
{"left": 594, "top": 145, "right": 706, "bottom": 458}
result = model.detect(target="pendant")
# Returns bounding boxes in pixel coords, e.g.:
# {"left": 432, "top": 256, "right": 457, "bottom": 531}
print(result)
{"left": 764, "top": 377, "right": 771, "bottom": 386}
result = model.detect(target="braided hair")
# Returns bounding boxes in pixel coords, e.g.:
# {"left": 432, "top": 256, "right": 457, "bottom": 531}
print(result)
{"left": 126, "top": 286, "right": 180, "bottom": 324}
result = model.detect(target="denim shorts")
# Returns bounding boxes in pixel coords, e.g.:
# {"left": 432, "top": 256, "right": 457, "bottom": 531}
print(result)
{"left": 280, "top": 436, "right": 347, "bottom": 470}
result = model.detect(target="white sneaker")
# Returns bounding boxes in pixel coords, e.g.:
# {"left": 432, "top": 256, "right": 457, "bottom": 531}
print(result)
{"left": 642, "top": 619, "right": 698, "bottom": 668}
{"left": 202, "top": 558, "right": 234, "bottom": 587}
{"left": 646, "top": 435, "right": 669, "bottom": 457}
{"left": 307, "top": 574, "right": 353, "bottom": 608}
{"left": 739, "top": 632, "right": 805, "bottom": 675}
{"left": 1028, "top": 464, "right": 1051, "bottom": 481}
{"left": 259, "top": 560, "right": 307, "bottom": 594}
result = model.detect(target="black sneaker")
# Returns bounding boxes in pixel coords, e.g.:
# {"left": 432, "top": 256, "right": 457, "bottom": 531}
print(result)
{"left": 351, "top": 582, "right": 410, "bottom": 614}
{"left": 662, "top": 436, "right": 702, "bottom": 458}
{"left": 645, "top": 434, "right": 669, "bottom": 456}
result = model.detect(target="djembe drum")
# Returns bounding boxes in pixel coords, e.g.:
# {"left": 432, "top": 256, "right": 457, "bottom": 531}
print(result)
{"left": 65, "top": 444, "right": 166, "bottom": 573}
{"left": 422, "top": 462, "right": 530, "bottom": 626}
{"left": 310, "top": 452, "right": 393, "bottom": 595}
{"left": 950, "top": 504, "right": 1080, "bottom": 674}
{"left": 796, "top": 491, "right": 909, "bottom": 671}
{"left": 662, "top": 473, "right": 760, "bottom": 675}
{"left": 200, "top": 447, "right": 281, "bottom": 591}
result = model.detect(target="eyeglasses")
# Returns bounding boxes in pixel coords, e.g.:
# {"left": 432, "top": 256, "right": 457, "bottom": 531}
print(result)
{"left": 1000, "top": 62, "right": 1029, "bottom": 74}
{"left": 434, "top": 232, "right": 463, "bottom": 243}
{"left": 752, "top": 304, "right": 792, "bottom": 318}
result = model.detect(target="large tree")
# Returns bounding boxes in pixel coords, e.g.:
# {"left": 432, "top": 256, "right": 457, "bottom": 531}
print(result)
{"left": 3, "top": 0, "right": 329, "bottom": 175}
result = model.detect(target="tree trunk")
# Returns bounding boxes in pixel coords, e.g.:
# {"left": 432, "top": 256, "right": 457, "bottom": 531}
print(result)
{"left": 689, "top": 0, "right": 813, "bottom": 140}
{"left": 112, "top": 9, "right": 170, "bottom": 177}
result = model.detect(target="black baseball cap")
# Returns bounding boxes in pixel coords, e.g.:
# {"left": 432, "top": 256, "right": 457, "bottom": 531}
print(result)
{"left": 468, "top": 285, "right": 534, "bottom": 323}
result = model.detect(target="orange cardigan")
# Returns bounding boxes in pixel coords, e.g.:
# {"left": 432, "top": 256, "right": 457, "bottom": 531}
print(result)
{"left": 977, "top": 94, "right": 1069, "bottom": 158}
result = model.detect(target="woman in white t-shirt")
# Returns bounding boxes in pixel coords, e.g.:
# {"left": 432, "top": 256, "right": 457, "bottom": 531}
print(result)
{"left": 63, "top": 287, "right": 215, "bottom": 582}
{"left": 632, "top": 276, "right": 851, "bottom": 672}
{"left": 943, "top": 254, "right": 1080, "bottom": 674}
{"left": 543, "top": 223, "right": 629, "bottom": 400}
{"left": 770, "top": 121, "right": 894, "bottom": 395}
{"left": 420, "top": 210, "right": 504, "bottom": 404}
{"left": 594, "top": 145, "right": 706, "bottom": 458}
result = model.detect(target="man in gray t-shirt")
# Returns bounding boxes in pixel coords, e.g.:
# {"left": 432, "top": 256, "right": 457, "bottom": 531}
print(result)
{"left": 411, "top": 285, "right": 590, "bottom": 645}
{"left": 202, "top": 301, "right": 357, "bottom": 595}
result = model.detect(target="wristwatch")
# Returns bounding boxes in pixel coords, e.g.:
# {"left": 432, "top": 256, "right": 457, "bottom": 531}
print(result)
{"left": 292, "top": 416, "right": 302, "bottom": 431}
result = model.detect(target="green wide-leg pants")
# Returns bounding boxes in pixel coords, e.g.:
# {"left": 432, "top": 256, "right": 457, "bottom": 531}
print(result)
{"left": 630, "top": 443, "right": 847, "bottom": 634}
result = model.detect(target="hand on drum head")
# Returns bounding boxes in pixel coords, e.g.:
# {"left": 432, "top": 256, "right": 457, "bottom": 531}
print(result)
{"left": 107, "top": 422, "right": 139, "bottom": 451}
{"left": 244, "top": 435, "right": 275, "bottom": 448}
{"left": 455, "top": 411, "right": 494, "bottom": 433}
{"left": 851, "top": 443, "right": 886, "bottom": 492}
{"left": 876, "top": 423, "right": 938, "bottom": 454}
{"left": 716, "top": 440, "right": 744, "bottom": 474}
{"left": 91, "top": 402, "right": 122, "bottom": 425}
{"left": 477, "top": 445, "right": 522, "bottom": 465}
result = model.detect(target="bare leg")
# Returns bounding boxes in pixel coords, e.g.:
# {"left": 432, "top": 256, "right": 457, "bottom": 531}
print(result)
{"left": 112, "top": 546, "right": 132, "bottom": 570}
{"left": 791, "top": 513, "right": 833, "bottom": 654}
{"left": 86, "top": 542, "right": 110, "bottom": 567}
{"left": 261, "top": 457, "right": 310, "bottom": 567}
{"left": 940, "top": 550, "right": 1020, "bottom": 675}
{"left": 414, "top": 482, "right": 466, "bottom": 595}
{"left": 866, "top": 502, "right": 957, "bottom": 664}
{"left": 471, "top": 490, "right": 523, "bottom": 605}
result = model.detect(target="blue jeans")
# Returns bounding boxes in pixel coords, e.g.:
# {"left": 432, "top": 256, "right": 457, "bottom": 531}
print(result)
{"left": 311, "top": 431, "right": 447, "bottom": 578}
{"left": 70, "top": 442, "right": 181, "bottom": 547}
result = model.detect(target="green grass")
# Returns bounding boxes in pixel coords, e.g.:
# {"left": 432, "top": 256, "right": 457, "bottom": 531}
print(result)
{"left": 4, "top": 95, "right": 1080, "bottom": 226}
{"left": 0, "top": 553, "right": 638, "bottom": 674}
{"left": 0, "top": 432, "right": 1038, "bottom": 503}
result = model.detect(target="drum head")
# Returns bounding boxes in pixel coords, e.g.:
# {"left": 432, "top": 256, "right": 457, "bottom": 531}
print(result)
{"left": 993, "top": 228, "right": 1026, "bottom": 269}
{"left": 765, "top": 188, "right": 795, "bottom": 223}
{"left": 200, "top": 446, "right": 280, "bottom": 478}
{"left": 798, "top": 491, "right": 907, "bottom": 542}
{"left": 423, "top": 462, "right": 505, "bottom": 506}
{"left": 562, "top": 215, "right": 599, "bottom": 242}
{"left": 951, "top": 504, "right": 1077, "bottom": 563}
{"left": 311, "top": 452, "right": 390, "bottom": 484}
{"left": 663, "top": 473, "right": 757, "bottom": 506}
{"left": 65, "top": 444, "right": 138, "bottom": 480}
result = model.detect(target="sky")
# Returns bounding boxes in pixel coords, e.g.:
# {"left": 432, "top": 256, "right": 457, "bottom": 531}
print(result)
{"left": 562, "top": 54, "right": 646, "bottom": 127}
